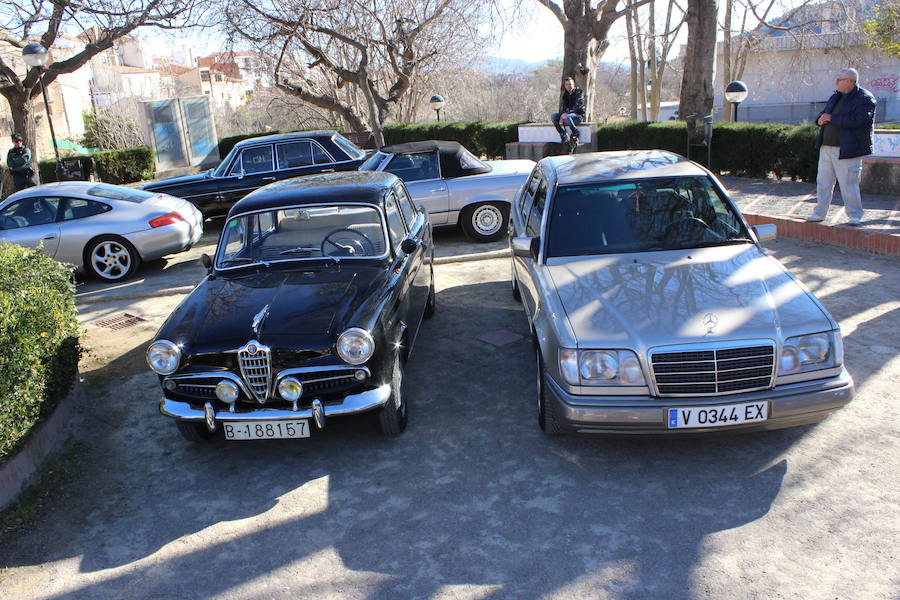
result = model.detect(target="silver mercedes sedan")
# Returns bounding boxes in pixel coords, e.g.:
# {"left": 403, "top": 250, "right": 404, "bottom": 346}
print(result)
{"left": 510, "top": 150, "right": 853, "bottom": 435}
{"left": 0, "top": 181, "right": 202, "bottom": 282}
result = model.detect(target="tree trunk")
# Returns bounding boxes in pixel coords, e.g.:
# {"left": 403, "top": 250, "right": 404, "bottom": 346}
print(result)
{"left": 561, "top": 17, "right": 599, "bottom": 121}
{"left": 625, "top": 4, "right": 639, "bottom": 120}
{"left": 3, "top": 89, "right": 39, "bottom": 164}
{"left": 678, "top": 0, "right": 719, "bottom": 128}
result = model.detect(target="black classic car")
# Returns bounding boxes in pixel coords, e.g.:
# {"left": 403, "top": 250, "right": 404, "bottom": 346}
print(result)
{"left": 146, "top": 171, "right": 435, "bottom": 442}
{"left": 142, "top": 131, "right": 367, "bottom": 215}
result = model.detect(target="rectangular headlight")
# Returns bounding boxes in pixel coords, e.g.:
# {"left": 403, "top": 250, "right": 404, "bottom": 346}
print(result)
{"left": 778, "top": 331, "right": 839, "bottom": 375}
{"left": 559, "top": 349, "right": 646, "bottom": 386}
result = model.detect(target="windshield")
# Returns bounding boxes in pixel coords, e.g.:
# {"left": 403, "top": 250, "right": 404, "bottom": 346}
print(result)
{"left": 360, "top": 151, "right": 388, "bottom": 171}
{"left": 216, "top": 205, "right": 387, "bottom": 269}
{"left": 546, "top": 177, "right": 750, "bottom": 257}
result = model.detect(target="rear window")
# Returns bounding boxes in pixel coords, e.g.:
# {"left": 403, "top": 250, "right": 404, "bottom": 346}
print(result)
{"left": 331, "top": 134, "right": 365, "bottom": 160}
{"left": 88, "top": 184, "right": 156, "bottom": 202}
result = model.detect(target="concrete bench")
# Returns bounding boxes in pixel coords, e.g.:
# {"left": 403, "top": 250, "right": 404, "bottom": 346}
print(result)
{"left": 518, "top": 123, "right": 595, "bottom": 144}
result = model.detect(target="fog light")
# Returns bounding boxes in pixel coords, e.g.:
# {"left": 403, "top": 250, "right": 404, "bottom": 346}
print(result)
{"left": 165, "top": 380, "right": 177, "bottom": 391}
{"left": 278, "top": 377, "right": 303, "bottom": 401}
{"left": 354, "top": 370, "right": 366, "bottom": 381}
{"left": 215, "top": 380, "right": 239, "bottom": 404}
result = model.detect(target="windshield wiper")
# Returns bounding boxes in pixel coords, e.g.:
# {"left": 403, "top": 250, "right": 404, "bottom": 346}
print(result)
{"left": 219, "top": 257, "right": 255, "bottom": 264}
{"left": 689, "top": 238, "right": 754, "bottom": 248}
{"left": 278, "top": 246, "right": 319, "bottom": 255}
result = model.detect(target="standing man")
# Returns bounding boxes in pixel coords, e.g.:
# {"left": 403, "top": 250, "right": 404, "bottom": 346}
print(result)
{"left": 7, "top": 133, "right": 36, "bottom": 192}
{"left": 808, "top": 68, "right": 876, "bottom": 226}
{"left": 551, "top": 76, "right": 585, "bottom": 145}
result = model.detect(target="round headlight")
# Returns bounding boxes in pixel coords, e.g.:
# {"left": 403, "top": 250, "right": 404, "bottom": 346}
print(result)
{"left": 580, "top": 351, "right": 618, "bottom": 380}
{"left": 147, "top": 340, "right": 181, "bottom": 375}
{"left": 337, "top": 328, "right": 375, "bottom": 364}
{"left": 215, "top": 380, "right": 239, "bottom": 404}
{"left": 780, "top": 345, "right": 800, "bottom": 373}
{"left": 799, "top": 333, "right": 829, "bottom": 364}
{"left": 278, "top": 377, "right": 303, "bottom": 401}
{"left": 618, "top": 352, "right": 645, "bottom": 384}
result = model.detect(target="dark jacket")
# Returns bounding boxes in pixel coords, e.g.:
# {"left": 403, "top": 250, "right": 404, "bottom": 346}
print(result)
{"left": 560, "top": 88, "right": 585, "bottom": 117}
{"left": 7, "top": 146, "right": 32, "bottom": 174}
{"left": 816, "top": 86, "right": 876, "bottom": 159}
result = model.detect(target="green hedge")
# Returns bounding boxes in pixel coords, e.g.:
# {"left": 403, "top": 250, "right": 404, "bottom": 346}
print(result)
{"left": 37, "top": 156, "right": 94, "bottom": 184}
{"left": 92, "top": 146, "right": 155, "bottom": 184}
{"left": 383, "top": 121, "right": 521, "bottom": 158}
{"left": 594, "top": 121, "right": 819, "bottom": 181}
{"left": 0, "top": 243, "right": 79, "bottom": 462}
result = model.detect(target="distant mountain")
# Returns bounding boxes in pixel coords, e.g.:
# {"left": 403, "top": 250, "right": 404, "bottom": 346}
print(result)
{"left": 484, "top": 56, "right": 560, "bottom": 73}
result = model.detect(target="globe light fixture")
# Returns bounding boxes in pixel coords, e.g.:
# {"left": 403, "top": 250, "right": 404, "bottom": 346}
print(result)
{"left": 430, "top": 94, "right": 445, "bottom": 122}
{"left": 21, "top": 43, "right": 63, "bottom": 180}
{"left": 724, "top": 80, "right": 749, "bottom": 122}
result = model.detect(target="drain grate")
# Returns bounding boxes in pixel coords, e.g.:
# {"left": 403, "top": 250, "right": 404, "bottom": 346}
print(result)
{"left": 95, "top": 313, "right": 146, "bottom": 331}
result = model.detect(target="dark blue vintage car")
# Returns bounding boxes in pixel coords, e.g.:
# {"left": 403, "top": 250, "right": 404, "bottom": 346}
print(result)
{"left": 142, "top": 131, "right": 366, "bottom": 215}
{"left": 146, "top": 171, "right": 435, "bottom": 442}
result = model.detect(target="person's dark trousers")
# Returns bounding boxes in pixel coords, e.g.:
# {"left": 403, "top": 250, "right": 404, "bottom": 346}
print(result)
{"left": 12, "top": 173, "right": 36, "bottom": 192}
{"left": 551, "top": 113, "right": 583, "bottom": 140}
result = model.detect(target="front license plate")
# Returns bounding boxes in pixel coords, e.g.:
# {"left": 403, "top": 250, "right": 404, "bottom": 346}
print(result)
{"left": 223, "top": 420, "right": 310, "bottom": 440}
{"left": 667, "top": 401, "right": 768, "bottom": 429}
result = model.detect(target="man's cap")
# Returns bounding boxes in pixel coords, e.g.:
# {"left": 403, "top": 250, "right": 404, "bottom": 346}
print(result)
{"left": 11, "top": 133, "right": 22, "bottom": 142}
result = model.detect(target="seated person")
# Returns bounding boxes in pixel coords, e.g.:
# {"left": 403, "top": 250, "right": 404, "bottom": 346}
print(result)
{"left": 551, "top": 76, "right": 585, "bottom": 143}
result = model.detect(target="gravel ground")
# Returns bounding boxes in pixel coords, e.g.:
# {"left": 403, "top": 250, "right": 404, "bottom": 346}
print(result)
{"left": 0, "top": 234, "right": 897, "bottom": 600}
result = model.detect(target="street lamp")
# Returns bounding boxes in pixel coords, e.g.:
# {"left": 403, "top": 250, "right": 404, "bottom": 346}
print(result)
{"left": 724, "top": 80, "right": 749, "bottom": 123}
{"left": 22, "top": 42, "right": 64, "bottom": 181}
{"left": 430, "top": 94, "right": 445, "bottom": 122}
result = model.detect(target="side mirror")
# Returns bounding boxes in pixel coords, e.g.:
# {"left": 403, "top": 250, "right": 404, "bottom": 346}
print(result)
{"left": 512, "top": 236, "right": 538, "bottom": 260}
{"left": 200, "top": 253, "right": 213, "bottom": 272}
{"left": 752, "top": 224, "right": 776, "bottom": 242}
{"left": 400, "top": 238, "right": 419, "bottom": 254}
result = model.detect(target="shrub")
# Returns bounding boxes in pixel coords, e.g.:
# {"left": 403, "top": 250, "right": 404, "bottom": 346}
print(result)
{"left": 0, "top": 243, "right": 79, "bottom": 462}
{"left": 383, "top": 121, "right": 523, "bottom": 158}
{"left": 92, "top": 146, "right": 155, "bottom": 184}
{"left": 37, "top": 156, "right": 94, "bottom": 184}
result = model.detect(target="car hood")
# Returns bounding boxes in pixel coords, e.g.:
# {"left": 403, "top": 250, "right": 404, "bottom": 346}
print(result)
{"left": 143, "top": 172, "right": 208, "bottom": 192}
{"left": 157, "top": 264, "right": 384, "bottom": 354}
{"left": 546, "top": 244, "right": 832, "bottom": 350}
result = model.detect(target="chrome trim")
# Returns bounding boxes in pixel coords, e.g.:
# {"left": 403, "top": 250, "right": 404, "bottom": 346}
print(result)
{"left": 160, "top": 384, "right": 392, "bottom": 422}
{"left": 275, "top": 365, "right": 370, "bottom": 384}
{"left": 312, "top": 399, "right": 325, "bottom": 429}
{"left": 648, "top": 339, "right": 777, "bottom": 397}
{"left": 238, "top": 340, "right": 272, "bottom": 403}
{"left": 204, "top": 402, "right": 216, "bottom": 432}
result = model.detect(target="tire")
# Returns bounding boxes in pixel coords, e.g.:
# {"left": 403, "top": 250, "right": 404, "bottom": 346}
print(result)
{"left": 85, "top": 235, "right": 141, "bottom": 282}
{"left": 378, "top": 352, "right": 408, "bottom": 435}
{"left": 176, "top": 421, "right": 216, "bottom": 443}
{"left": 460, "top": 202, "right": 509, "bottom": 243}
{"left": 536, "top": 349, "right": 561, "bottom": 435}
{"left": 423, "top": 270, "right": 436, "bottom": 320}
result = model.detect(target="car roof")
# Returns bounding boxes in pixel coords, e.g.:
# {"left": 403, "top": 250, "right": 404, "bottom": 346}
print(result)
{"left": 234, "top": 130, "right": 339, "bottom": 148}
{"left": 228, "top": 171, "right": 400, "bottom": 216}
{"left": 541, "top": 150, "right": 708, "bottom": 186}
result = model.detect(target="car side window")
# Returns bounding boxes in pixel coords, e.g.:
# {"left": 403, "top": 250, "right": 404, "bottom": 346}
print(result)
{"left": 61, "top": 198, "right": 108, "bottom": 221}
{"left": 525, "top": 181, "right": 547, "bottom": 238}
{"left": 231, "top": 146, "right": 274, "bottom": 175}
{"left": 0, "top": 197, "right": 60, "bottom": 229}
{"left": 385, "top": 152, "right": 440, "bottom": 182}
{"left": 276, "top": 141, "right": 313, "bottom": 169}
{"left": 520, "top": 169, "right": 542, "bottom": 216}
{"left": 384, "top": 192, "right": 407, "bottom": 248}
{"left": 395, "top": 185, "right": 417, "bottom": 227}
{"left": 312, "top": 143, "right": 333, "bottom": 164}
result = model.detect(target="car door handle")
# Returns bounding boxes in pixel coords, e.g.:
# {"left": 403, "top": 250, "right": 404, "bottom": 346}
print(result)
{"left": 261, "top": 176, "right": 276, "bottom": 181}
{"left": 43, "top": 235, "right": 57, "bottom": 240}
{"left": 320, "top": 168, "right": 335, "bottom": 173}
{"left": 429, "top": 189, "right": 443, "bottom": 193}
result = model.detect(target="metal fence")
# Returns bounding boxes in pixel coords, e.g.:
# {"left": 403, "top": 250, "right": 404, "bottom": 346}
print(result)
{"left": 732, "top": 98, "right": 899, "bottom": 125}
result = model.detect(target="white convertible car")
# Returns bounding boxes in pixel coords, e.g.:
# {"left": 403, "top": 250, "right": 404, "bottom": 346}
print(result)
{"left": 360, "top": 140, "right": 534, "bottom": 242}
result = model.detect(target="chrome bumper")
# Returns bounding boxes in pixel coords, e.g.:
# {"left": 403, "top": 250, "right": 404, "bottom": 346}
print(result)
{"left": 160, "top": 383, "right": 392, "bottom": 427}
{"left": 544, "top": 368, "right": 854, "bottom": 434}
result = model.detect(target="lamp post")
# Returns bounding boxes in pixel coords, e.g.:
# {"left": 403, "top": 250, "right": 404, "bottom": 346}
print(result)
{"left": 429, "top": 94, "right": 445, "bottom": 122}
{"left": 724, "top": 80, "right": 749, "bottom": 123}
{"left": 22, "top": 43, "right": 64, "bottom": 181}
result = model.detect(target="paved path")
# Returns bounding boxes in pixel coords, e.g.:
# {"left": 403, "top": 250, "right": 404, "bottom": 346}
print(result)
{"left": 720, "top": 175, "right": 899, "bottom": 234}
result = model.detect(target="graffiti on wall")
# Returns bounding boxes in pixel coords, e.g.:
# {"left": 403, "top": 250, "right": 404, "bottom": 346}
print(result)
{"left": 869, "top": 76, "right": 899, "bottom": 94}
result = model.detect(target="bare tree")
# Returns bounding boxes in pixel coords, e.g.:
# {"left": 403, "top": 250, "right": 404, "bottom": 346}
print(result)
{"left": 534, "top": 0, "right": 653, "bottom": 121}
{"left": 678, "top": 0, "right": 719, "bottom": 124}
{"left": 222, "top": 0, "right": 485, "bottom": 147}
{"left": 82, "top": 99, "right": 144, "bottom": 149}
{"left": 0, "top": 0, "right": 206, "bottom": 162}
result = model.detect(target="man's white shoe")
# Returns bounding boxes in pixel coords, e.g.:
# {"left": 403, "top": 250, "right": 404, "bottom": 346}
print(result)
{"left": 847, "top": 217, "right": 862, "bottom": 226}
{"left": 806, "top": 215, "right": 825, "bottom": 222}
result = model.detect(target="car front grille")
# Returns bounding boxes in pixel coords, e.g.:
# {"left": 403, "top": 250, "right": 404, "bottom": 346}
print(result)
{"left": 650, "top": 343, "right": 775, "bottom": 396}
{"left": 238, "top": 341, "right": 272, "bottom": 402}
